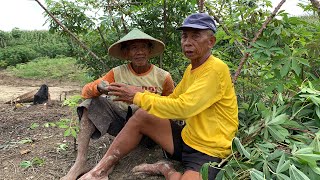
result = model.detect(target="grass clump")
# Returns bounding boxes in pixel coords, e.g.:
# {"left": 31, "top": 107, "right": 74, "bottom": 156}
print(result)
{"left": 7, "top": 57, "right": 93, "bottom": 84}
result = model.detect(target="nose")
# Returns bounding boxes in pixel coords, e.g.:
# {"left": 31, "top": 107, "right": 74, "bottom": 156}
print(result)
{"left": 136, "top": 47, "right": 145, "bottom": 54}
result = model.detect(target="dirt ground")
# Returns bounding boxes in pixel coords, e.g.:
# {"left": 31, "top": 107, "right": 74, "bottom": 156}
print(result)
{"left": 0, "top": 71, "right": 181, "bottom": 180}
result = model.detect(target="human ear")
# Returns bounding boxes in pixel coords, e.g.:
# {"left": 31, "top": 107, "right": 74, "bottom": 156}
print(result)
{"left": 209, "top": 36, "right": 216, "bottom": 48}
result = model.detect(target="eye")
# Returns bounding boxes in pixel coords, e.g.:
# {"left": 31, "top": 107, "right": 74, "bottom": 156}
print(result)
{"left": 130, "top": 45, "right": 138, "bottom": 51}
{"left": 192, "top": 34, "right": 200, "bottom": 40}
{"left": 181, "top": 33, "right": 187, "bottom": 39}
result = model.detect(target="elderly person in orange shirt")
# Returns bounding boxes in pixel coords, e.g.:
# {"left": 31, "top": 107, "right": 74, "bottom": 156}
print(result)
{"left": 61, "top": 28, "right": 175, "bottom": 180}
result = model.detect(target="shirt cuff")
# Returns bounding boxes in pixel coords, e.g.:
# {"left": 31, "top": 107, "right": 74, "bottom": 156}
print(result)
{"left": 133, "top": 92, "right": 143, "bottom": 106}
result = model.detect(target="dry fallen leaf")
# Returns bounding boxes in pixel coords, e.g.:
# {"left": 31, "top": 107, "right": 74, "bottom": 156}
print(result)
{"left": 20, "top": 149, "right": 31, "bottom": 155}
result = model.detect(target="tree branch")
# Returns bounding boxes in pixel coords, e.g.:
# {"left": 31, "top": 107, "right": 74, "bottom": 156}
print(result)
{"left": 34, "top": 0, "right": 106, "bottom": 67}
{"left": 206, "top": 7, "right": 246, "bottom": 55}
{"left": 198, "top": 0, "right": 205, "bottom": 13}
{"left": 121, "top": 14, "right": 128, "bottom": 34}
{"left": 97, "top": 26, "right": 109, "bottom": 54}
{"left": 107, "top": 1, "right": 121, "bottom": 39}
{"left": 232, "top": 0, "right": 286, "bottom": 83}
{"left": 159, "top": 0, "right": 168, "bottom": 68}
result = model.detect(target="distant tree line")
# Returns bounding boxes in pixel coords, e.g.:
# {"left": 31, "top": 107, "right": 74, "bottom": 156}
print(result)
{"left": 0, "top": 28, "right": 75, "bottom": 68}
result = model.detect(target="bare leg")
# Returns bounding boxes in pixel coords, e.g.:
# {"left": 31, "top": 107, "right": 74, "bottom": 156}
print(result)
{"left": 132, "top": 162, "right": 202, "bottom": 180}
{"left": 60, "top": 109, "right": 95, "bottom": 180}
{"left": 132, "top": 160, "right": 178, "bottom": 179}
{"left": 79, "top": 109, "right": 175, "bottom": 180}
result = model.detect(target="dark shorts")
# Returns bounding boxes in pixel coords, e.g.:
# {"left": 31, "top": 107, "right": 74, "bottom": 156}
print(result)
{"left": 77, "top": 96, "right": 128, "bottom": 139}
{"left": 166, "top": 121, "right": 222, "bottom": 180}
{"left": 77, "top": 96, "right": 156, "bottom": 148}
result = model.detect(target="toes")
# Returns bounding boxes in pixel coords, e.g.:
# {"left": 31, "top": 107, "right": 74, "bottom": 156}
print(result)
{"left": 132, "top": 163, "right": 149, "bottom": 173}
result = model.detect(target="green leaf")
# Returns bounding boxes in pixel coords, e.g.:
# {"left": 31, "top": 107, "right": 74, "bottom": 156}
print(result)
{"left": 58, "top": 124, "right": 69, "bottom": 129}
{"left": 233, "top": 137, "right": 250, "bottom": 159}
{"left": 277, "top": 173, "right": 291, "bottom": 180}
{"left": 309, "top": 96, "right": 320, "bottom": 106}
{"left": 296, "top": 58, "right": 310, "bottom": 66}
{"left": 263, "top": 161, "right": 271, "bottom": 179}
{"left": 276, "top": 153, "right": 290, "bottom": 173}
{"left": 310, "top": 132, "right": 320, "bottom": 152}
{"left": 20, "top": 161, "right": 32, "bottom": 169}
{"left": 200, "top": 163, "right": 209, "bottom": 180}
{"left": 268, "top": 125, "right": 289, "bottom": 142}
{"left": 292, "top": 147, "right": 320, "bottom": 175}
{"left": 29, "top": 123, "right": 39, "bottom": 130}
{"left": 267, "top": 150, "right": 283, "bottom": 161}
{"left": 289, "top": 165, "right": 311, "bottom": 180}
{"left": 256, "top": 142, "right": 276, "bottom": 150}
{"left": 250, "top": 169, "right": 265, "bottom": 180}
{"left": 316, "top": 106, "right": 320, "bottom": 119}
{"left": 291, "top": 58, "right": 301, "bottom": 76}
{"left": 282, "top": 120, "right": 305, "bottom": 130}
{"left": 43, "top": 122, "right": 56, "bottom": 128}
{"left": 64, "top": 128, "right": 71, "bottom": 137}
{"left": 57, "top": 143, "right": 68, "bottom": 151}
{"left": 267, "top": 114, "right": 288, "bottom": 125}
{"left": 71, "top": 128, "right": 77, "bottom": 138}
{"left": 280, "top": 59, "right": 291, "bottom": 77}
{"left": 32, "top": 157, "right": 45, "bottom": 166}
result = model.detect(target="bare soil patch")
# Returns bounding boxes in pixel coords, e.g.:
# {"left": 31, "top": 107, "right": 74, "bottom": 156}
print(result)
{"left": 0, "top": 71, "right": 180, "bottom": 180}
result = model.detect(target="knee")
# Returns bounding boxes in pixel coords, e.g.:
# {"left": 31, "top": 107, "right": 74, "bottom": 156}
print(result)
{"left": 129, "top": 109, "right": 151, "bottom": 126}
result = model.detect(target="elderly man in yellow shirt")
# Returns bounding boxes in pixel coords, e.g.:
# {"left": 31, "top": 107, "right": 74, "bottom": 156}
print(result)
{"left": 79, "top": 13, "right": 239, "bottom": 180}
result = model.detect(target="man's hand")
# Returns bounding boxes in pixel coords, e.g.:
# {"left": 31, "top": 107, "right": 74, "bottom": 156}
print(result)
{"left": 97, "top": 80, "right": 109, "bottom": 94}
{"left": 107, "top": 83, "right": 144, "bottom": 104}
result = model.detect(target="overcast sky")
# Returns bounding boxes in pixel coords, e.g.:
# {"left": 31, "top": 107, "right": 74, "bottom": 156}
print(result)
{"left": 0, "top": 0, "right": 309, "bottom": 32}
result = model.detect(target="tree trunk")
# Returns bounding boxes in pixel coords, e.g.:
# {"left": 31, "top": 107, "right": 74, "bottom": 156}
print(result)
{"left": 5, "top": 89, "right": 38, "bottom": 104}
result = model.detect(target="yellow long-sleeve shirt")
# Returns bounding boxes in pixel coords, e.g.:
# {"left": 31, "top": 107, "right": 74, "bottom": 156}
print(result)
{"left": 133, "top": 55, "right": 238, "bottom": 158}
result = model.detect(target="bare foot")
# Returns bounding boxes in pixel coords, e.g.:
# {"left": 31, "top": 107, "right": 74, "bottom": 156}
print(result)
{"left": 60, "top": 163, "right": 90, "bottom": 180}
{"left": 78, "top": 166, "right": 114, "bottom": 180}
{"left": 78, "top": 172, "right": 109, "bottom": 180}
{"left": 132, "top": 160, "right": 175, "bottom": 176}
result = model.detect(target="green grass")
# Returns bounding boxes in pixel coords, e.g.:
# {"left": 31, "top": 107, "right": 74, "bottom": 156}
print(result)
{"left": 6, "top": 57, "right": 93, "bottom": 84}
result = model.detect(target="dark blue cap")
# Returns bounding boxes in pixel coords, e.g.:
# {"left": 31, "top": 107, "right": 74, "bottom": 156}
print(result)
{"left": 177, "top": 13, "right": 217, "bottom": 33}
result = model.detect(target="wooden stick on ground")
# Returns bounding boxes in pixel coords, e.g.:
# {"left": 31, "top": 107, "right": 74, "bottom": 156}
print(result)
{"left": 5, "top": 89, "right": 38, "bottom": 104}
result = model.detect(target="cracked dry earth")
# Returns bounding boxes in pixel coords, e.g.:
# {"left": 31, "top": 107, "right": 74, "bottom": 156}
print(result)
{"left": 0, "top": 71, "right": 181, "bottom": 180}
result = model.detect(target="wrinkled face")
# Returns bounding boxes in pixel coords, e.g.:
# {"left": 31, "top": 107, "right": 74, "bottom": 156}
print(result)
{"left": 181, "top": 28, "right": 215, "bottom": 61}
{"left": 126, "top": 40, "right": 152, "bottom": 67}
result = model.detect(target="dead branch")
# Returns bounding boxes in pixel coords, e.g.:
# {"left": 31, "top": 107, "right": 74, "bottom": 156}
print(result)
{"left": 34, "top": 0, "right": 107, "bottom": 68}
{"left": 5, "top": 89, "right": 38, "bottom": 104}
{"left": 232, "top": 0, "right": 286, "bottom": 83}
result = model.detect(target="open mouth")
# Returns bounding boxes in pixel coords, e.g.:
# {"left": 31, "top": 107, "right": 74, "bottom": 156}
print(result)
{"left": 184, "top": 50, "right": 194, "bottom": 56}
{"left": 134, "top": 57, "right": 146, "bottom": 60}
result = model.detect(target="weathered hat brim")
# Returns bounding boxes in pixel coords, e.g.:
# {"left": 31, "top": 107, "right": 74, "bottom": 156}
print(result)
{"left": 177, "top": 24, "right": 209, "bottom": 30}
{"left": 108, "top": 28, "right": 165, "bottom": 60}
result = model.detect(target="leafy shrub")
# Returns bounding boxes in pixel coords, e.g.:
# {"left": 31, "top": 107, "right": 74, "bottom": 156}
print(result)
{"left": 0, "top": 45, "right": 40, "bottom": 66}
{"left": 35, "top": 42, "right": 73, "bottom": 58}
{"left": 201, "top": 82, "right": 320, "bottom": 179}
{"left": 0, "top": 29, "right": 75, "bottom": 67}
